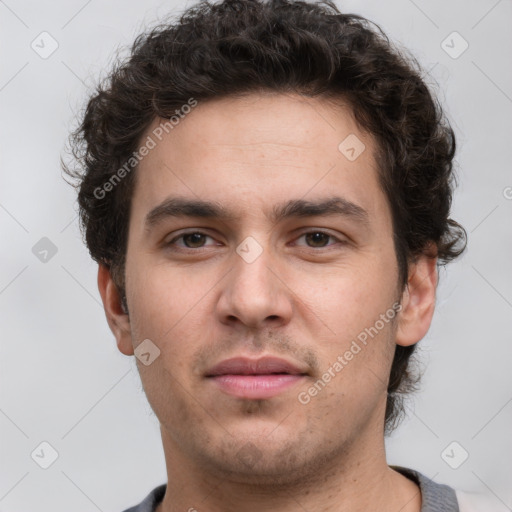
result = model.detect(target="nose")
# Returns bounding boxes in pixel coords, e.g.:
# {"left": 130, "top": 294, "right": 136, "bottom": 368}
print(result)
{"left": 215, "top": 242, "right": 293, "bottom": 331}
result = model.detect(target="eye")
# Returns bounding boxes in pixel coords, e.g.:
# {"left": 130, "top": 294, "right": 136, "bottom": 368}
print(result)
{"left": 293, "top": 230, "right": 344, "bottom": 248}
{"left": 167, "top": 231, "right": 217, "bottom": 249}
{"left": 164, "top": 229, "right": 345, "bottom": 252}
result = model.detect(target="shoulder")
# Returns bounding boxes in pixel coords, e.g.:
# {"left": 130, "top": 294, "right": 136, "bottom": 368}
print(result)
{"left": 391, "top": 465, "right": 459, "bottom": 511}
{"left": 121, "top": 484, "right": 166, "bottom": 512}
{"left": 392, "top": 466, "right": 509, "bottom": 512}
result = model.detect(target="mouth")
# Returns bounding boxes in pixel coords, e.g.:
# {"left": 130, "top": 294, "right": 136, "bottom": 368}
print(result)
{"left": 205, "top": 356, "right": 308, "bottom": 399}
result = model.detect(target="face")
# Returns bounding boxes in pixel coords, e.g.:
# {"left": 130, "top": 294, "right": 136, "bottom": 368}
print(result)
{"left": 100, "top": 92, "right": 436, "bottom": 485}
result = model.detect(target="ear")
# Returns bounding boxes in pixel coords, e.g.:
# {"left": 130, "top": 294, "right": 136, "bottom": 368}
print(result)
{"left": 97, "top": 264, "right": 134, "bottom": 356}
{"left": 395, "top": 249, "right": 438, "bottom": 347}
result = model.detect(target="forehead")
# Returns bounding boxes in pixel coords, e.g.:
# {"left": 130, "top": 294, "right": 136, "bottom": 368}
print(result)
{"left": 131, "top": 92, "right": 388, "bottom": 228}
{"left": 147, "top": 92, "right": 367, "bottom": 162}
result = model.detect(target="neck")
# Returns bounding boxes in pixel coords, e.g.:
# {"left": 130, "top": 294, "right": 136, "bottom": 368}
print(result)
{"left": 156, "top": 424, "right": 421, "bottom": 512}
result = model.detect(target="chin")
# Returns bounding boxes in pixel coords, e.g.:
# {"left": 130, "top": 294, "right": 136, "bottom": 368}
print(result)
{"left": 199, "top": 429, "right": 307, "bottom": 476}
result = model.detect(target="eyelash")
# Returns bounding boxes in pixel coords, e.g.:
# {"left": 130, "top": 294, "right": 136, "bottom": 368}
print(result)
{"left": 165, "top": 230, "right": 346, "bottom": 252}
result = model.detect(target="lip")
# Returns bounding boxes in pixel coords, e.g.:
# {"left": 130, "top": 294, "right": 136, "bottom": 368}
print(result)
{"left": 205, "top": 356, "right": 308, "bottom": 399}
{"left": 206, "top": 356, "right": 307, "bottom": 376}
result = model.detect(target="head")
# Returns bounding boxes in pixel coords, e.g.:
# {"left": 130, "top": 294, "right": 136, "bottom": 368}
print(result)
{"left": 64, "top": 0, "right": 466, "bottom": 479}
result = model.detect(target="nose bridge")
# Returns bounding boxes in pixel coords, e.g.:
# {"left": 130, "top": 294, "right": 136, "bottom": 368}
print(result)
{"left": 217, "top": 236, "right": 292, "bottom": 328}
{"left": 235, "top": 240, "right": 274, "bottom": 293}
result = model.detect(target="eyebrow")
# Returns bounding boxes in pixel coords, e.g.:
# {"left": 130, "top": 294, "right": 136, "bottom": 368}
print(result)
{"left": 144, "top": 196, "right": 370, "bottom": 229}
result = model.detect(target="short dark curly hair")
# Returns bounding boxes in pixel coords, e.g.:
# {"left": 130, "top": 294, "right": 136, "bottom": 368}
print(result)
{"left": 63, "top": 0, "right": 467, "bottom": 435}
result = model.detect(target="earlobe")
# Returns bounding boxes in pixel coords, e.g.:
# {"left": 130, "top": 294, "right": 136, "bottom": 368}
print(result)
{"left": 395, "top": 252, "right": 438, "bottom": 348}
{"left": 97, "top": 264, "right": 134, "bottom": 356}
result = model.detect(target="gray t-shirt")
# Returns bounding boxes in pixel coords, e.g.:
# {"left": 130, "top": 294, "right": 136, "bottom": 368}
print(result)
{"left": 122, "top": 466, "right": 459, "bottom": 512}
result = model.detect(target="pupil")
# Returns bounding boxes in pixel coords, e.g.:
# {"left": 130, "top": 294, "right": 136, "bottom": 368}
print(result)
{"left": 185, "top": 233, "right": 204, "bottom": 247}
{"left": 307, "top": 232, "right": 328, "bottom": 247}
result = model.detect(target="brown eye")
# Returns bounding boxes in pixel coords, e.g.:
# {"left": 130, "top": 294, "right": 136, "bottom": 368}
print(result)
{"left": 304, "top": 232, "right": 332, "bottom": 247}
{"left": 182, "top": 233, "right": 208, "bottom": 248}
{"left": 166, "top": 231, "right": 217, "bottom": 250}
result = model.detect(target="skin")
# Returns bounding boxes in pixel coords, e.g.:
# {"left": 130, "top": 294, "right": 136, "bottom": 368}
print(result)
{"left": 98, "top": 92, "right": 438, "bottom": 512}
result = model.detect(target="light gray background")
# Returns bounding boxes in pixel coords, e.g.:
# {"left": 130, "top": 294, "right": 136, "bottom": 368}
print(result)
{"left": 1, "top": 0, "right": 511, "bottom": 510}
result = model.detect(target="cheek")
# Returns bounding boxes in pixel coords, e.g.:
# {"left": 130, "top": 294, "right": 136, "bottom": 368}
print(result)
{"left": 128, "top": 279, "right": 205, "bottom": 428}
{"left": 297, "top": 319, "right": 395, "bottom": 428}
{"left": 137, "top": 360, "right": 196, "bottom": 432}
{"left": 296, "top": 258, "right": 397, "bottom": 333}
{"left": 294, "top": 256, "right": 398, "bottom": 390}
{"left": 126, "top": 258, "right": 195, "bottom": 339}
{"left": 126, "top": 259, "right": 209, "bottom": 371}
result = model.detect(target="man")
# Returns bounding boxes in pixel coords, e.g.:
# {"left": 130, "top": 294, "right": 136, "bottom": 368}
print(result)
{"left": 64, "top": 0, "right": 470, "bottom": 510}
